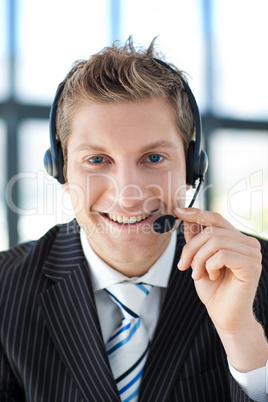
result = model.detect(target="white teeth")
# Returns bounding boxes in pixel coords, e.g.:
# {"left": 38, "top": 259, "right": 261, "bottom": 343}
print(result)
{"left": 107, "top": 212, "right": 151, "bottom": 224}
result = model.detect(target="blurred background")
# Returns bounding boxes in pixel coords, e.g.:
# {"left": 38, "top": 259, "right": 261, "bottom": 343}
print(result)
{"left": 0, "top": 0, "right": 268, "bottom": 251}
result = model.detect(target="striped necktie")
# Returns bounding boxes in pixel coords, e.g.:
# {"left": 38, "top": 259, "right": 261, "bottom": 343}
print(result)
{"left": 105, "top": 282, "right": 153, "bottom": 402}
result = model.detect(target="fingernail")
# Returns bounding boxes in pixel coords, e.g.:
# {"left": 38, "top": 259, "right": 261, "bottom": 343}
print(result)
{"left": 191, "top": 270, "right": 196, "bottom": 280}
{"left": 177, "top": 259, "right": 183, "bottom": 269}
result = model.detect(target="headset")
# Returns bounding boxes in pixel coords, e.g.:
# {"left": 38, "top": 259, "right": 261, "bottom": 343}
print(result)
{"left": 44, "top": 58, "right": 208, "bottom": 189}
{"left": 43, "top": 81, "right": 66, "bottom": 185}
{"left": 153, "top": 58, "right": 208, "bottom": 187}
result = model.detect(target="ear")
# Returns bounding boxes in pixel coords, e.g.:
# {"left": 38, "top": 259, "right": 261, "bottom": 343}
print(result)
{"left": 62, "top": 182, "right": 70, "bottom": 194}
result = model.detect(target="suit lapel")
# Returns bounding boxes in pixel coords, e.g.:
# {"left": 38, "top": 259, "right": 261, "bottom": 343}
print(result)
{"left": 38, "top": 221, "right": 207, "bottom": 401}
{"left": 139, "top": 231, "right": 207, "bottom": 401}
{"left": 38, "top": 220, "right": 120, "bottom": 401}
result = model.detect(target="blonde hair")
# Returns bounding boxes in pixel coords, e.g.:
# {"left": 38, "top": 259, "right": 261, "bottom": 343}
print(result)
{"left": 56, "top": 37, "right": 195, "bottom": 178}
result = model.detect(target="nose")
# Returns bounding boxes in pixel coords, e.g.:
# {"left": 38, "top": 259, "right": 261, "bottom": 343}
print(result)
{"left": 103, "top": 160, "right": 150, "bottom": 213}
{"left": 116, "top": 165, "right": 145, "bottom": 210}
{"left": 118, "top": 184, "right": 144, "bottom": 209}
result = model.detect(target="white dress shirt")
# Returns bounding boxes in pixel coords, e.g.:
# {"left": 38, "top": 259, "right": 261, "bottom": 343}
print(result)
{"left": 80, "top": 229, "right": 176, "bottom": 343}
{"left": 80, "top": 229, "right": 267, "bottom": 401}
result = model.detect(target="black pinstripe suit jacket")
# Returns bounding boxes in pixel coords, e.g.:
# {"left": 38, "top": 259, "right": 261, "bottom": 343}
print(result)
{"left": 1, "top": 219, "right": 268, "bottom": 402}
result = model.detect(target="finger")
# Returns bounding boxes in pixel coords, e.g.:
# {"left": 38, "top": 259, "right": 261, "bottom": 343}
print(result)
{"left": 192, "top": 237, "right": 261, "bottom": 280}
{"left": 205, "top": 250, "right": 262, "bottom": 282}
{"left": 183, "top": 220, "right": 251, "bottom": 246}
{"left": 178, "top": 228, "right": 261, "bottom": 276}
{"left": 175, "top": 207, "right": 235, "bottom": 231}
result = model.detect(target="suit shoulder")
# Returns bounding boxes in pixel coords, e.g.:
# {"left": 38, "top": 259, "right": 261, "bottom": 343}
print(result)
{"left": 258, "top": 236, "right": 268, "bottom": 267}
{"left": 257, "top": 236, "right": 268, "bottom": 280}
{"left": 246, "top": 234, "right": 268, "bottom": 272}
{"left": 241, "top": 232, "right": 268, "bottom": 268}
{"left": 248, "top": 234, "right": 268, "bottom": 334}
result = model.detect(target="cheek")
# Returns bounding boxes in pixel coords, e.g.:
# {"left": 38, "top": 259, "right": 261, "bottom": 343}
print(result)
{"left": 67, "top": 182, "right": 89, "bottom": 216}
{"left": 155, "top": 170, "right": 186, "bottom": 206}
{"left": 172, "top": 182, "right": 187, "bottom": 208}
{"left": 67, "top": 172, "right": 113, "bottom": 215}
{"left": 171, "top": 163, "right": 187, "bottom": 201}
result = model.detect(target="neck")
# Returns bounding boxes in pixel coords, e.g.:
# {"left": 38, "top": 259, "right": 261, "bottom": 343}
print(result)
{"left": 87, "top": 235, "right": 172, "bottom": 278}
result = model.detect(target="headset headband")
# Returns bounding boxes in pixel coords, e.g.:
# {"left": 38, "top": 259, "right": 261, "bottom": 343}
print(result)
{"left": 44, "top": 58, "right": 208, "bottom": 186}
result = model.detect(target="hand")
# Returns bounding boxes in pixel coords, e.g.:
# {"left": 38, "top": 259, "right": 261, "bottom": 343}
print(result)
{"left": 175, "top": 207, "right": 262, "bottom": 334}
{"left": 175, "top": 207, "right": 268, "bottom": 372}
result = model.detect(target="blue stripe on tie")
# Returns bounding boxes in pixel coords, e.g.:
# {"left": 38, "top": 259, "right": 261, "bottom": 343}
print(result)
{"left": 116, "top": 343, "right": 150, "bottom": 383}
{"left": 107, "top": 322, "right": 131, "bottom": 343}
{"left": 107, "top": 318, "right": 141, "bottom": 356}
{"left": 123, "top": 386, "right": 140, "bottom": 402}
{"left": 119, "top": 366, "right": 144, "bottom": 394}
{"left": 105, "top": 290, "right": 138, "bottom": 318}
{"left": 136, "top": 283, "right": 151, "bottom": 295}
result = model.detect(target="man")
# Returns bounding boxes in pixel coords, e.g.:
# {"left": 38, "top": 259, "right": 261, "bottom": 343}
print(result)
{"left": 1, "top": 38, "right": 268, "bottom": 401}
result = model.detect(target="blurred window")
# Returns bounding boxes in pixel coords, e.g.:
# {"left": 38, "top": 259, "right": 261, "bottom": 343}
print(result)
{"left": 209, "top": 129, "right": 268, "bottom": 237}
{"left": 0, "top": 0, "right": 9, "bottom": 99}
{"left": 1, "top": 0, "right": 267, "bottom": 249}
{"left": 212, "top": 0, "right": 268, "bottom": 119}
{"left": 16, "top": 0, "right": 111, "bottom": 103}
{"left": 17, "top": 120, "right": 74, "bottom": 243}
{"left": 0, "top": 120, "right": 8, "bottom": 250}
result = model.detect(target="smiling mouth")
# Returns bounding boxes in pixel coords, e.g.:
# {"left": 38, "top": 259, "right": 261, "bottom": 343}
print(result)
{"left": 102, "top": 212, "right": 153, "bottom": 225}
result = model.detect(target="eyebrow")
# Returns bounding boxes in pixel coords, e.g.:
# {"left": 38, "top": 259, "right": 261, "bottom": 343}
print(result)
{"left": 74, "top": 140, "right": 179, "bottom": 153}
{"left": 139, "top": 140, "right": 179, "bottom": 153}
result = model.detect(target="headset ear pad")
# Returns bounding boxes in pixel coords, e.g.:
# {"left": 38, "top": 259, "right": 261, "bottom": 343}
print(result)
{"left": 198, "top": 148, "right": 209, "bottom": 181}
{"left": 43, "top": 148, "right": 54, "bottom": 177}
{"left": 43, "top": 140, "right": 65, "bottom": 184}
{"left": 186, "top": 140, "right": 208, "bottom": 187}
{"left": 186, "top": 140, "right": 196, "bottom": 186}
{"left": 56, "top": 142, "right": 65, "bottom": 184}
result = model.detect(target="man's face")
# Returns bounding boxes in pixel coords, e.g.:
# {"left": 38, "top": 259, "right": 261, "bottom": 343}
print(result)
{"left": 64, "top": 98, "right": 187, "bottom": 276}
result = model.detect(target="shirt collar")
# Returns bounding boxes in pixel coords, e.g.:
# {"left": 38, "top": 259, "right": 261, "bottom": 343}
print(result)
{"left": 80, "top": 229, "right": 177, "bottom": 292}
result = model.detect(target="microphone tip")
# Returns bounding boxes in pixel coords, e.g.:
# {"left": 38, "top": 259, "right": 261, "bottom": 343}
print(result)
{"left": 153, "top": 215, "right": 177, "bottom": 234}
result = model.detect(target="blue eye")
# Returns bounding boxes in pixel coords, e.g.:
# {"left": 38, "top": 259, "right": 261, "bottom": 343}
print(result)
{"left": 90, "top": 156, "right": 103, "bottom": 163}
{"left": 148, "top": 154, "right": 162, "bottom": 163}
